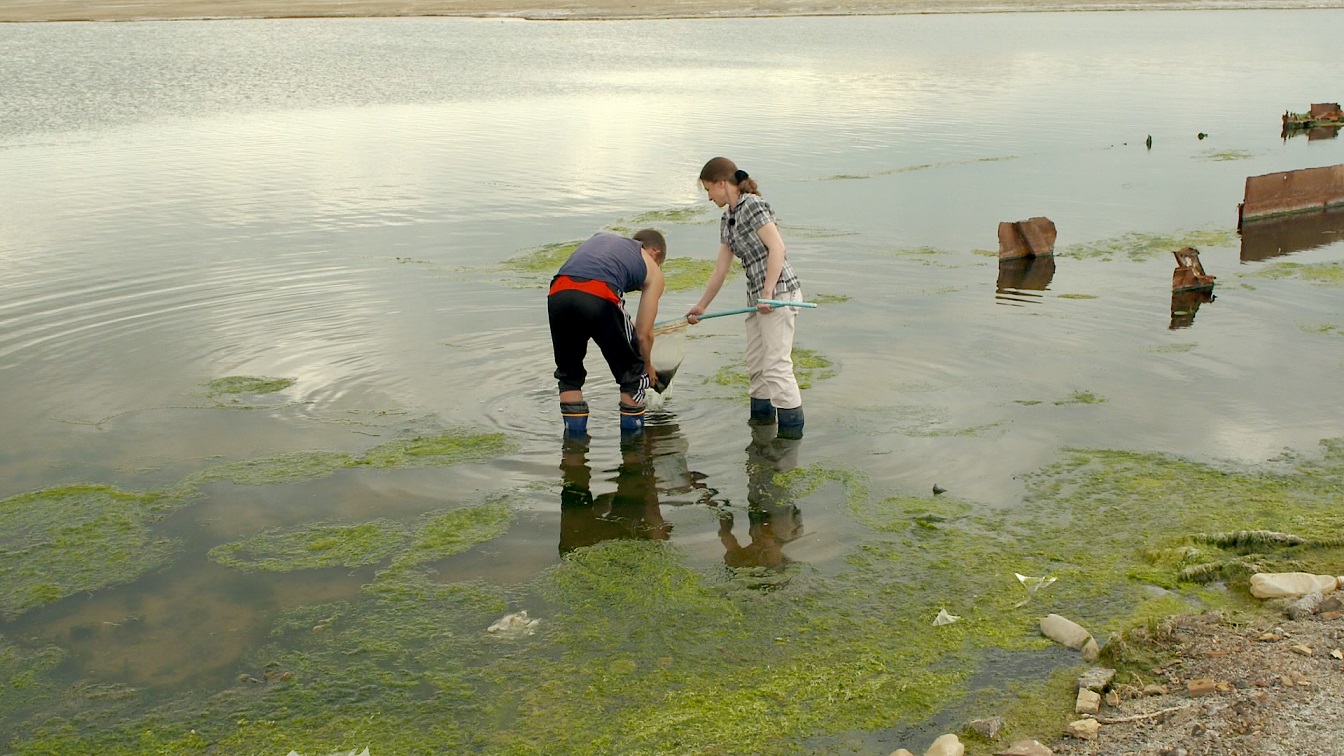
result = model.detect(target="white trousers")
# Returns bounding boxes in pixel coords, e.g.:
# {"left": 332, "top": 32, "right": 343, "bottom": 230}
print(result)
{"left": 744, "top": 288, "right": 802, "bottom": 409}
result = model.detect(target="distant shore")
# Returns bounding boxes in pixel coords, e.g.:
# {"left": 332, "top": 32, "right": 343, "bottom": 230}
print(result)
{"left": 3, "top": 0, "right": 1341, "bottom": 23}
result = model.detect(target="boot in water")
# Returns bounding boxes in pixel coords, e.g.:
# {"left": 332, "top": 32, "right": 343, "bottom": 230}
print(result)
{"left": 619, "top": 402, "right": 646, "bottom": 433}
{"left": 749, "top": 397, "right": 777, "bottom": 426}
{"left": 777, "top": 405, "right": 804, "bottom": 440}
{"left": 561, "top": 401, "right": 589, "bottom": 438}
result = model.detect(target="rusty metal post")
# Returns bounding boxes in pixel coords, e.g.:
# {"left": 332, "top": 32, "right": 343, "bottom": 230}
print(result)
{"left": 1172, "top": 247, "right": 1215, "bottom": 293}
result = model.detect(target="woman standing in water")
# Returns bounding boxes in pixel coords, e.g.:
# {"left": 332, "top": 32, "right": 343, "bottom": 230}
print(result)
{"left": 688, "top": 157, "right": 805, "bottom": 439}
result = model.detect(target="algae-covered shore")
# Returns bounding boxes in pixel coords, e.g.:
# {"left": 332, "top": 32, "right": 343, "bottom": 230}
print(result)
{"left": 5, "top": 410, "right": 1344, "bottom": 752}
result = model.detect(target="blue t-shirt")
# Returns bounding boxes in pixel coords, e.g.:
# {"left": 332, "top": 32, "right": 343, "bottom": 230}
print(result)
{"left": 556, "top": 233, "right": 647, "bottom": 294}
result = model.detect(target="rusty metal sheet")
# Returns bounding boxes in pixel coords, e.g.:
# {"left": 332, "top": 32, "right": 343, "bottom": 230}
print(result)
{"left": 1238, "top": 163, "right": 1344, "bottom": 225}
{"left": 1310, "top": 102, "right": 1343, "bottom": 120}
{"left": 997, "top": 217, "right": 1057, "bottom": 261}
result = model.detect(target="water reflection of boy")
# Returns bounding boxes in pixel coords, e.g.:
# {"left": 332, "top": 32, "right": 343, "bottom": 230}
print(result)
{"left": 557, "top": 435, "right": 673, "bottom": 555}
{"left": 719, "top": 427, "right": 804, "bottom": 570}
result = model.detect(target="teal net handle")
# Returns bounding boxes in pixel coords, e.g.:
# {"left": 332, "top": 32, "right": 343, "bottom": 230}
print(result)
{"left": 654, "top": 300, "right": 818, "bottom": 328}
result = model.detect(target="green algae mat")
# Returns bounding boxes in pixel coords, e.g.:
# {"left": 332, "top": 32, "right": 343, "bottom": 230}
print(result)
{"left": 5, "top": 437, "right": 1344, "bottom": 755}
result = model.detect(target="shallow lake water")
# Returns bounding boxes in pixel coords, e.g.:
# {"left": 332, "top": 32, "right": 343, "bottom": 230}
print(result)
{"left": 2, "top": 9, "right": 1343, "bottom": 752}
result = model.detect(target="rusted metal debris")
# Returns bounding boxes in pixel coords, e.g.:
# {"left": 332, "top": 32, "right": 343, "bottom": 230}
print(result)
{"left": 997, "top": 217, "right": 1057, "bottom": 261}
{"left": 1172, "top": 247, "right": 1215, "bottom": 293}
{"left": 1238, "top": 163, "right": 1344, "bottom": 226}
{"left": 1282, "top": 103, "right": 1343, "bottom": 130}
{"left": 1282, "top": 104, "right": 1342, "bottom": 141}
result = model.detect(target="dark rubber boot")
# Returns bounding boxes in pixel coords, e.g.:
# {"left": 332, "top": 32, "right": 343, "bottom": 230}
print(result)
{"left": 749, "top": 397, "right": 777, "bottom": 426}
{"left": 777, "top": 406, "right": 804, "bottom": 440}
{"left": 561, "top": 401, "right": 589, "bottom": 437}
{"left": 619, "top": 402, "right": 646, "bottom": 432}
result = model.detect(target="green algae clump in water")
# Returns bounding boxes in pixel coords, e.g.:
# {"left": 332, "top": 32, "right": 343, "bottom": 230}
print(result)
{"left": 713, "top": 347, "right": 835, "bottom": 391}
{"left": 1250, "top": 261, "right": 1344, "bottom": 286}
{"left": 205, "top": 376, "right": 295, "bottom": 397}
{"left": 357, "top": 429, "right": 515, "bottom": 469}
{"left": 0, "top": 636, "right": 65, "bottom": 723}
{"left": 660, "top": 256, "right": 733, "bottom": 292}
{"left": 185, "top": 451, "right": 356, "bottom": 487}
{"left": 500, "top": 241, "right": 580, "bottom": 274}
{"left": 185, "top": 429, "right": 514, "bottom": 488}
{"left": 0, "top": 485, "right": 184, "bottom": 619}
{"left": 209, "top": 520, "right": 411, "bottom": 572}
{"left": 1059, "top": 229, "right": 1238, "bottom": 262}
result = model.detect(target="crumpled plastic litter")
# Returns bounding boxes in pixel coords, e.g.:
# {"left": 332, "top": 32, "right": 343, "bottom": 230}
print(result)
{"left": 487, "top": 610, "right": 540, "bottom": 638}
{"left": 1014, "top": 572, "right": 1058, "bottom": 607}
{"left": 933, "top": 608, "right": 961, "bottom": 626}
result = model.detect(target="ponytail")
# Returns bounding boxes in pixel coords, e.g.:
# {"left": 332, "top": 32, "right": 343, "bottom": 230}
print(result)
{"left": 700, "top": 157, "right": 761, "bottom": 196}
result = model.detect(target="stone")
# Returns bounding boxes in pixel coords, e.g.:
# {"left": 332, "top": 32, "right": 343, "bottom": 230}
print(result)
{"left": 1143, "top": 684, "right": 1169, "bottom": 696}
{"left": 1105, "top": 691, "right": 1121, "bottom": 707}
{"left": 1066, "top": 719, "right": 1101, "bottom": 740}
{"left": 1290, "top": 644, "right": 1314, "bottom": 656}
{"left": 1285, "top": 592, "right": 1324, "bottom": 620}
{"left": 1040, "top": 614, "right": 1092, "bottom": 650}
{"left": 1249, "top": 572, "right": 1338, "bottom": 599}
{"left": 1319, "top": 595, "right": 1344, "bottom": 613}
{"left": 924, "top": 733, "right": 964, "bottom": 756}
{"left": 1331, "top": 649, "right": 1343, "bottom": 660}
{"left": 890, "top": 751, "right": 916, "bottom": 756}
{"left": 1187, "top": 678, "right": 1218, "bottom": 697}
{"left": 967, "top": 717, "right": 1004, "bottom": 739}
{"left": 995, "top": 741, "right": 1053, "bottom": 756}
{"left": 1075, "top": 689, "right": 1101, "bottom": 714}
{"left": 1077, "top": 667, "right": 1116, "bottom": 691}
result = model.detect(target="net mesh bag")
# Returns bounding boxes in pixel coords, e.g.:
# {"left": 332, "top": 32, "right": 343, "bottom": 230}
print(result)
{"left": 649, "top": 319, "right": 689, "bottom": 395}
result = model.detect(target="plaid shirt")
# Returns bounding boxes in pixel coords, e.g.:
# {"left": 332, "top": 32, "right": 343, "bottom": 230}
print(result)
{"left": 721, "top": 193, "right": 799, "bottom": 304}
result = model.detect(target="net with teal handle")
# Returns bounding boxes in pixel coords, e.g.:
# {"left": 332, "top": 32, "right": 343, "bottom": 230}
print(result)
{"left": 648, "top": 299, "right": 818, "bottom": 399}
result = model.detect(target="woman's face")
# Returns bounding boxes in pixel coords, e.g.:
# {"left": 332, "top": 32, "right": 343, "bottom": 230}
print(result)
{"left": 701, "top": 179, "right": 730, "bottom": 208}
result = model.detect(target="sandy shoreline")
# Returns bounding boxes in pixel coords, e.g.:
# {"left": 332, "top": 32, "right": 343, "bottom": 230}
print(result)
{"left": 2, "top": 0, "right": 1341, "bottom": 23}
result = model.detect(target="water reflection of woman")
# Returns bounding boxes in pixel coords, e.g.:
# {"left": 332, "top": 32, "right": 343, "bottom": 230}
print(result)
{"left": 719, "top": 426, "right": 804, "bottom": 570}
{"left": 557, "top": 433, "right": 673, "bottom": 555}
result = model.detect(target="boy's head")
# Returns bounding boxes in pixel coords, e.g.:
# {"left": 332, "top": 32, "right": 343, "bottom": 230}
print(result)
{"left": 633, "top": 228, "right": 667, "bottom": 266}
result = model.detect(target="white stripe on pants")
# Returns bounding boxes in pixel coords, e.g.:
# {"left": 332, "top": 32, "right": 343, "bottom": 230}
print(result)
{"left": 744, "top": 288, "right": 802, "bottom": 409}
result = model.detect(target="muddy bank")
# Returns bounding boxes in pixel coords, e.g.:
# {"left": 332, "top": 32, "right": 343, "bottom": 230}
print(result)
{"left": 3, "top": 0, "right": 1340, "bottom": 23}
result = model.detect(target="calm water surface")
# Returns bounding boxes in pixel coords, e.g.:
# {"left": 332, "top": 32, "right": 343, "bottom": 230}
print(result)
{"left": 2, "top": 9, "right": 1343, "bottom": 745}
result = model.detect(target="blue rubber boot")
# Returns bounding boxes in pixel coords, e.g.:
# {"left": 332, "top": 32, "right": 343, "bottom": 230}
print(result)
{"left": 619, "top": 402, "right": 646, "bottom": 433}
{"left": 749, "top": 397, "right": 777, "bottom": 426}
{"left": 560, "top": 401, "right": 589, "bottom": 437}
{"left": 777, "top": 405, "right": 804, "bottom": 440}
